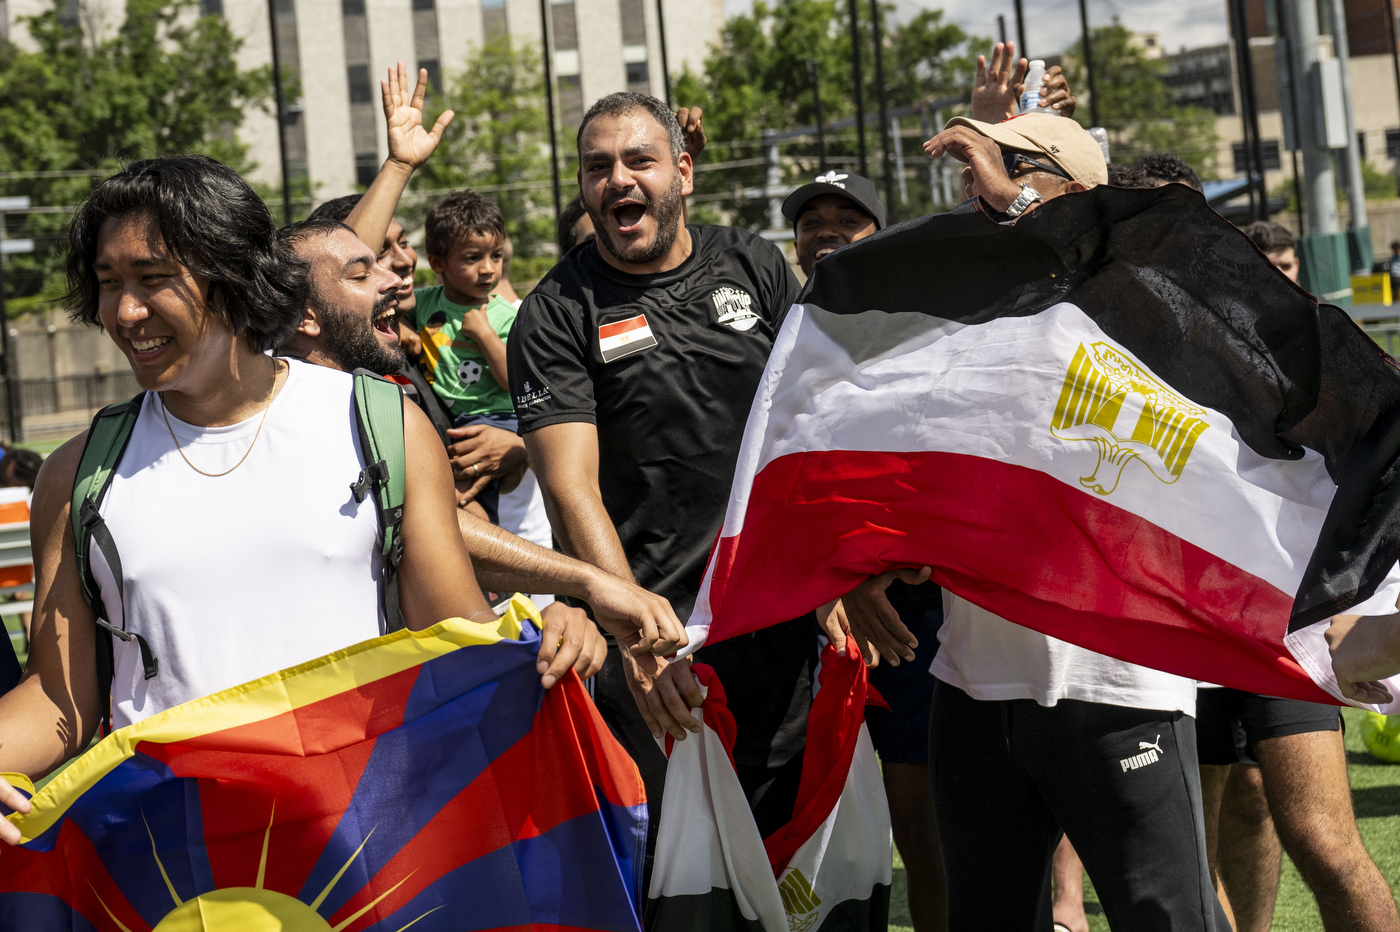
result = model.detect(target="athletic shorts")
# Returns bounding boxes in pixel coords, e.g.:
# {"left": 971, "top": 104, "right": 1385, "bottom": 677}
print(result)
{"left": 1195, "top": 686, "right": 1340, "bottom": 766}
{"left": 865, "top": 580, "right": 943, "bottom": 764}
{"left": 451, "top": 411, "right": 519, "bottom": 526}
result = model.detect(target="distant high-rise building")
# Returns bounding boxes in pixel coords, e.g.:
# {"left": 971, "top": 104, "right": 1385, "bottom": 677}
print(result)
{"left": 3, "top": 0, "right": 723, "bottom": 200}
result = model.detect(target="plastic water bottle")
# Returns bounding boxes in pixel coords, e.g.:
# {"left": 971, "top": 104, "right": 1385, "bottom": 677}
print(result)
{"left": 1019, "top": 60, "right": 1048, "bottom": 115}
{"left": 1089, "top": 127, "right": 1111, "bottom": 162}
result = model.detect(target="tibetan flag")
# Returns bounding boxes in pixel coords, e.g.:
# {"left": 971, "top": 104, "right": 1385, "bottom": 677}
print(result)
{"left": 0, "top": 596, "right": 647, "bottom": 932}
{"left": 688, "top": 184, "right": 1400, "bottom": 710}
{"left": 648, "top": 639, "right": 890, "bottom": 932}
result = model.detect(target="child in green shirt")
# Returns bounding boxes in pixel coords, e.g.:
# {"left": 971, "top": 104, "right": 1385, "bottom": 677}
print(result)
{"left": 405, "top": 190, "right": 521, "bottom": 522}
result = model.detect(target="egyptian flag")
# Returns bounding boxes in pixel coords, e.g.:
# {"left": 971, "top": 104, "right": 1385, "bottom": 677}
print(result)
{"left": 647, "top": 639, "right": 891, "bottom": 932}
{"left": 0, "top": 596, "right": 648, "bottom": 932}
{"left": 687, "top": 185, "right": 1400, "bottom": 710}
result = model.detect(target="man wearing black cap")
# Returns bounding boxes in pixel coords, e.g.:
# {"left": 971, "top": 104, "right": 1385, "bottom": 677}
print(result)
{"left": 786, "top": 171, "right": 948, "bottom": 932}
{"left": 785, "top": 171, "right": 887, "bottom": 278}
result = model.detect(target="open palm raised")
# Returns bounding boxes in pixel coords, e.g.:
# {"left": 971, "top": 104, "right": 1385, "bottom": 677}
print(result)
{"left": 381, "top": 61, "right": 455, "bottom": 171}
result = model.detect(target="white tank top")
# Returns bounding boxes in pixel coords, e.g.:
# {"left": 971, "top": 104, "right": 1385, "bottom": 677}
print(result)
{"left": 93, "top": 360, "right": 385, "bottom": 728}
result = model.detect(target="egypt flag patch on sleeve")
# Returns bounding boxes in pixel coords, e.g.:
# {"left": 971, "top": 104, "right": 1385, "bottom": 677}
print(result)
{"left": 647, "top": 639, "right": 891, "bottom": 932}
{"left": 599, "top": 314, "right": 658, "bottom": 363}
{"left": 685, "top": 184, "right": 1400, "bottom": 712}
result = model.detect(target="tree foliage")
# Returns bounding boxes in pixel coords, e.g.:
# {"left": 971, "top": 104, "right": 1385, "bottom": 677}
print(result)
{"left": 1062, "top": 25, "right": 1218, "bottom": 177}
{"left": 414, "top": 38, "right": 559, "bottom": 280}
{"left": 673, "top": 0, "right": 984, "bottom": 227}
{"left": 0, "top": 0, "right": 270, "bottom": 311}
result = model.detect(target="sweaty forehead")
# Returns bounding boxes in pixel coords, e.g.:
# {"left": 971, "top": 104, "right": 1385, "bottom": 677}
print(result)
{"left": 580, "top": 110, "right": 669, "bottom": 156}
{"left": 302, "top": 228, "right": 375, "bottom": 275}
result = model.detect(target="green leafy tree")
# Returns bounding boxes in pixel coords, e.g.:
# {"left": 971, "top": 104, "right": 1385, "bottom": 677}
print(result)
{"left": 1062, "top": 25, "right": 1218, "bottom": 177}
{"left": 673, "top": 0, "right": 984, "bottom": 226}
{"left": 0, "top": 0, "right": 271, "bottom": 312}
{"left": 413, "top": 38, "right": 558, "bottom": 281}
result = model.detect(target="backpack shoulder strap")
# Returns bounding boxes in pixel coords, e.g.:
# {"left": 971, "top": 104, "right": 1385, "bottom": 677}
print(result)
{"left": 350, "top": 371, "right": 407, "bottom": 628}
{"left": 71, "top": 393, "right": 157, "bottom": 735}
{"left": 71, "top": 394, "right": 144, "bottom": 613}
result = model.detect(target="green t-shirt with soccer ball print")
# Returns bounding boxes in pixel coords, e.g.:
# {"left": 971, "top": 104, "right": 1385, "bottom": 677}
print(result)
{"left": 409, "top": 286, "right": 517, "bottom": 419}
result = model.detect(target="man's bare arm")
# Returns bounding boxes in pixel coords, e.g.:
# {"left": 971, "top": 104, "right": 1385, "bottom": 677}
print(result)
{"left": 344, "top": 62, "right": 453, "bottom": 254}
{"left": 0, "top": 434, "right": 104, "bottom": 781}
{"left": 396, "top": 402, "right": 497, "bottom": 629}
{"left": 525, "top": 422, "right": 700, "bottom": 739}
{"left": 456, "top": 509, "right": 682, "bottom": 637}
{"left": 1327, "top": 610, "right": 1400, "bottom": 704}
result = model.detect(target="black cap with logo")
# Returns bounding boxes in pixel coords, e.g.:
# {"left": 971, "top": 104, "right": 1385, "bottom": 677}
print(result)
{"left": 782, "top": 171, "right": 887, "bottom": 230}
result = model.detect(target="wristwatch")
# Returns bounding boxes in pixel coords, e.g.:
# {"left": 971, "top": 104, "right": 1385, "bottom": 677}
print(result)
{"left": 1004, "top": 184, "right": 1044, "bottom": 218}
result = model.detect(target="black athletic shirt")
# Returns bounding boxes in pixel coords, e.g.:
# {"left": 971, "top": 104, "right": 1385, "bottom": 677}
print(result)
{"left": 509, "top": 224, "right": 802, "bottom": 619}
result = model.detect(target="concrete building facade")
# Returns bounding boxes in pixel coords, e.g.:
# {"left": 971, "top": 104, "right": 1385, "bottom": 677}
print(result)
{"left": 4, "top": 0, "right": 724, "bottom": 200}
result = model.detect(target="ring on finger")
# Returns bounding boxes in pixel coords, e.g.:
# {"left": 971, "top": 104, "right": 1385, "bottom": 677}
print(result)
{"left": 470, "top": 463, "right": 479, "bottom": 476}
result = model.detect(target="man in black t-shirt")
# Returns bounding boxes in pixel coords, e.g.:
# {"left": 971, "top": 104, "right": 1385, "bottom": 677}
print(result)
{"left": 508, "top": 92, "right": 815, "bottom": 868}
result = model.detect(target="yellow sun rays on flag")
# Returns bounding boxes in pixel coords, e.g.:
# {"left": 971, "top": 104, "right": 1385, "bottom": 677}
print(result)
{"left": 89, "top": 801, "right": 442, "bottom": 932}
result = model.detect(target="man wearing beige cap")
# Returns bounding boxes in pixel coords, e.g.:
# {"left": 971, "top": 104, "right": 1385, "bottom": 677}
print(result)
{"left": 830, "top": 115, "right": 1233, "bottom": 931}
{"left": 923, "top": 113, "right": 1106, "bottom": 220}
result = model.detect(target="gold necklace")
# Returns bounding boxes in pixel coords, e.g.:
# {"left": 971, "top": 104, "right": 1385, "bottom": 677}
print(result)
{"left": 160, "top": 358, "right": 281, "bottom": 478}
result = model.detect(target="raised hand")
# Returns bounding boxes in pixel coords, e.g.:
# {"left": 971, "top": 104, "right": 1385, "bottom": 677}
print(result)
{"left": 969, "top": 41, "right": 1029, "bottom": 124}
{"left": 676, "top": 106, "right": 706, "bottom": 161}
{"left": 381, "top": 61, "right": 455, "bottom": 172}
{"left": 1038, "top": 65, "right": 1077, "bottom": 117}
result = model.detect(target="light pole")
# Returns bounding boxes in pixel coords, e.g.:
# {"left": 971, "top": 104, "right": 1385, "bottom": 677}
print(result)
{"left": 848, "top": 0, "right": 867, "bottom": 177}
{"left": 266, "top": 0, "right": 293, "bottom": 224}
{"left": 539, "top": 0, "right": 563, "bottom": 219}
{"left": 1077, "top": 0, "right": 1099, "bottom": 128}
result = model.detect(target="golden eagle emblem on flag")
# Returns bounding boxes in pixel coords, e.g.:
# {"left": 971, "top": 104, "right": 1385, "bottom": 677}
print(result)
{"left": 1052, "top": 342, "right": 1209, "bottom": 496}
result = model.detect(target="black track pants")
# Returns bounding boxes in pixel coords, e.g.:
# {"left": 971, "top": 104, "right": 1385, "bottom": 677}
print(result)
{"left": 928, "top": 679, "right": 1230, "bottom": 932}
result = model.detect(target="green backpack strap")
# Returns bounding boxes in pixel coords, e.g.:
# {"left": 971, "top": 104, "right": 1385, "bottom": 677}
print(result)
{"left": 349, "top": 369, "right": 407, "bottom": 579}
{"left": 71, "top": 393, "right": 157, "bottom": 735}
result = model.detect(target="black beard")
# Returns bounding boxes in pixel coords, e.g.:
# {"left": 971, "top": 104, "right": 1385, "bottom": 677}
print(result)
{"left": 320, "top": 292, "right": 405, "bottom": 376}
{"left": 587, "top": 170, "right": 685, "bottom": 267}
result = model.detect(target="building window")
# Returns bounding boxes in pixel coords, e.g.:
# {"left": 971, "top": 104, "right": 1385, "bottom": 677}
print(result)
{"left": 1232, "top": 140, "right": 1281, "bottom": 174}
{"left": 341, "top": 0, "right": 364, "bottom": 14}
{"left": 412, "top": 0, "right": 434, "bottom": 8}
{"left": 200, "top": 0, "right": 224, "bottom": 16}
{"left": 420, "top": 59, "right": 441, "bottom": 93}
{"left": 482, "top": 0, "right": 506, "bottom": 36}
{"left": 347, "top": 65, "right": 373, "bottom": 104}
{"left": 355, "top": 153, "right": 378, "bottom": 187}
{"left": 558, "top": 74, "right": 584, "bottom": 126}
{"left": 626, "top": 61, "right": 648, "bottom": 86}
{"left": 1387, "top": 128, "right": 1400, "bottom": 158}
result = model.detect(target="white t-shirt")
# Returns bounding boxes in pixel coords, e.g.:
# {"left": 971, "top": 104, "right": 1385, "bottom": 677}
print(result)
{"left": 94, "top": 360, "right": 385, "bottom": 728}
{"left": 931, "top": 592, "right": 1198, "bottom": 715}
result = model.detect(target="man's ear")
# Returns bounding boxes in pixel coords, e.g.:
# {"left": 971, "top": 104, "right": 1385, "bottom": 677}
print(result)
{"left": 295, "top": 299, "right": 321, "bottom": 338}
{"left": 678, "top": 151, "right": 695, "bottom": 197}
{"left": 1065, "top": 180, "right": 1089, "bottom": 194}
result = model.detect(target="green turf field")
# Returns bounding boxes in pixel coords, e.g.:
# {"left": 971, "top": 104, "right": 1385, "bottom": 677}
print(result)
{"left": 888, "top": 706, "right": 1400, "bottom": 931}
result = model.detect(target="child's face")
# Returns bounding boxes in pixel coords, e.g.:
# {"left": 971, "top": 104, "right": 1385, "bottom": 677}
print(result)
{"left": 430, "top": 232, "right": 503, "bottom": 303}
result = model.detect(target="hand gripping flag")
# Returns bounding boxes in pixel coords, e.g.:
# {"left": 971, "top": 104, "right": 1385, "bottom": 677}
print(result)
{"left": 687, "top": 185, "right": 1400, "bottom": 710}
{"left": 648, "top": 638, "right": 891, "bottom": 932}
{"left": 0, "top": 596, "right": 647, "bottom": 932}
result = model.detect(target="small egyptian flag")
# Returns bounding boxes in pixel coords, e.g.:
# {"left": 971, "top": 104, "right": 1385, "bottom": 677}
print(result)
{"left": 686, "top": 185, "right": 1400, "bottom": 711}
{"left": 599, "top": 314, "right": 658, "bottom": 363}
{"left": 647, "top": 639, "right": 891, "bottom": 932}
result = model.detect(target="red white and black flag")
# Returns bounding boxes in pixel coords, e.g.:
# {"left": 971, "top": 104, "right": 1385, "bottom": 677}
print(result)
{"left": 687, "top": 185, "right": 1400, "bottom": 710}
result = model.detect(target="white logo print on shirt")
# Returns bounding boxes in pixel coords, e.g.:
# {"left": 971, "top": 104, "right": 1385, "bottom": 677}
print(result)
{"left": 712, "top": 287, "right": 759, "bottom": 332}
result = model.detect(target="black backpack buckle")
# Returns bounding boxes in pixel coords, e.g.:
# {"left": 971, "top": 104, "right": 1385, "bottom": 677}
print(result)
{"left": 350, "top": 460, "right": 390, "bottom": 503}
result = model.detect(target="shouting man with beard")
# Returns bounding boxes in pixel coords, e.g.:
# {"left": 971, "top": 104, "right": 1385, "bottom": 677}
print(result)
{"left": 276, "top": 216, "right": 690, "bottom": 691}
{"left": 507, "top": 92, "right": 812, "bottom": 882}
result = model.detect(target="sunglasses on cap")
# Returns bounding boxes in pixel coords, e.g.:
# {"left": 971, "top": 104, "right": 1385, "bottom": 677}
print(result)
{"left": 1001, "top": 149, "right": 1072, "bottom": 181}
